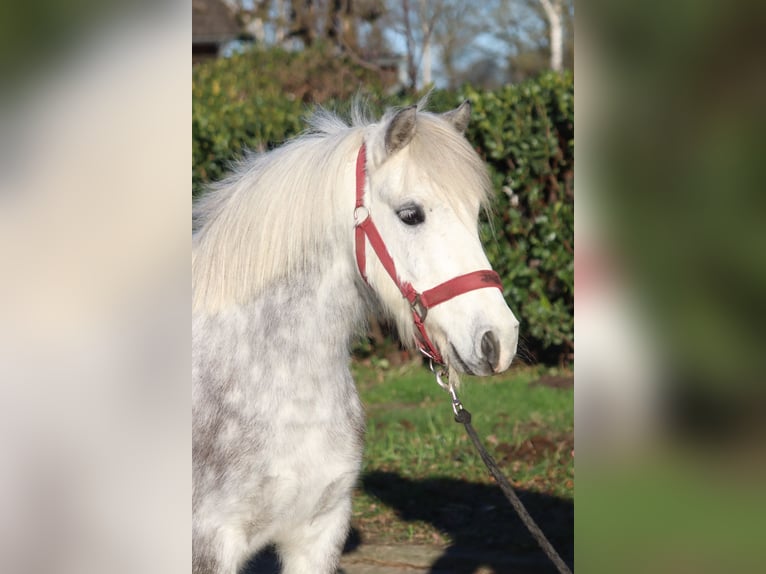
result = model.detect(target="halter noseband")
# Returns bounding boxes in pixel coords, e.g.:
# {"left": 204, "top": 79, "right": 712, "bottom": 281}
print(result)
{"left": 353, "top": 143, "right": 503, "bottom": 365}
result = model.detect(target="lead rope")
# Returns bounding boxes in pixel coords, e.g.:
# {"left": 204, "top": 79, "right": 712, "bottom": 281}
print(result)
{"left": 430, "top": 362, "right": 573, "bottom": 574}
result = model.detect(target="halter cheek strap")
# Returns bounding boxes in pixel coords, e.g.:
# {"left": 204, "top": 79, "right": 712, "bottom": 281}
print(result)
{"left": 353, "top": 143, "right": 504, "bottom": 365}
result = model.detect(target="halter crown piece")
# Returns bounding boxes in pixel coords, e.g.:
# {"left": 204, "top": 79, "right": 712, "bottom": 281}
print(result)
{"left": 353, "top": 143, "right": 504, "bottom": 365}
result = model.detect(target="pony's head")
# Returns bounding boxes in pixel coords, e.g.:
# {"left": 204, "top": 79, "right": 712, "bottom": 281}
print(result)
{"left": 358, "top": 102, "right": 519, "bottom": 375}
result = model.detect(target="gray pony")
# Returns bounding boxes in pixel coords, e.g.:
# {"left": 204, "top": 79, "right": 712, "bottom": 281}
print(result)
{"left": 192, "top": 102, "right": 519, "bottom": 574}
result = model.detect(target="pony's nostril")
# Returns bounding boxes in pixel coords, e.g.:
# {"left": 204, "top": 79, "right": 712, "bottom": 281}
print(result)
{"left": 481, "top": 330, "right": 500, "bottom": 371}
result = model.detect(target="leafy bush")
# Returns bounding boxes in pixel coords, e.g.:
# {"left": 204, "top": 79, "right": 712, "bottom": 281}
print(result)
{"left": 463, "top": 71, "right": 574, "bottom": 364}
{"left": 193, "top": 48, "right": 573, "bottom": 364}
{"left": 193, "top": 44, "right": 387, "bottom": 197}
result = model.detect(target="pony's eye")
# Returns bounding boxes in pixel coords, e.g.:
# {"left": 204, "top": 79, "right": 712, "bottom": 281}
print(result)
{"left": 396, "top": 204, "right": 425, "bottom": 226}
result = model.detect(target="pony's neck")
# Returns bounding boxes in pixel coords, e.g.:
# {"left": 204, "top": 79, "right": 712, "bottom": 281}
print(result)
{"left": 248, "top": 255, "right": 367, "bottom": 359}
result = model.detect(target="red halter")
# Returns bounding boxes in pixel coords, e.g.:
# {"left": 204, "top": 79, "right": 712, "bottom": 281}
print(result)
{"left": 353, "top": 144, "right": 503, "bottom": 364}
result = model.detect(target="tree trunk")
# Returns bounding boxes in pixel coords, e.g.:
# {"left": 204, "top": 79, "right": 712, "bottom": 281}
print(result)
{"left": 290, "top": 0, "right": 317, "bottom": 47}
{"left": 402, "top": 0, "right": 418, "bottom": 91}
{"left": 274, "top": 0, "right": 286, "bottom": 44}
{"left": 421, "top": 37, "right": 431, "bottom": 86}
{"left": 539, "top": 0, "right": 563, "bottom": 72}
{"left": 420, "top": 0, "right": 431, "bottom": 86}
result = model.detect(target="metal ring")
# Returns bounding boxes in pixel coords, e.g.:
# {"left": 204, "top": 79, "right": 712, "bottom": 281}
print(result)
{"left": 435, "top": 368, "right": 450, "bottom": 391}
{"left": 353, "top": 206, "right": 369, "bottom": 225}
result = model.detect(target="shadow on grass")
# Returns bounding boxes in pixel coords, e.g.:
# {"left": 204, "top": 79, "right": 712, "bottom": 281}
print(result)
{"left": 242, "top": 471, "right": 572, "bottom": 573}
{"left": 361, "top": 470, "right": 574, "bottom": 574}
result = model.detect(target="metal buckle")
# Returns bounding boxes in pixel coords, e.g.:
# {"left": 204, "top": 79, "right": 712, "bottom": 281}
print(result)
{"left": 411, "top": 294, "right": 428, "bottom": 321}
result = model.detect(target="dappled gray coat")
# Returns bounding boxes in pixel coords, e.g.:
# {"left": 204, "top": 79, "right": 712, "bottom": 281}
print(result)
{"left": 192, "top": 101, "right": 518, "bottom": 574}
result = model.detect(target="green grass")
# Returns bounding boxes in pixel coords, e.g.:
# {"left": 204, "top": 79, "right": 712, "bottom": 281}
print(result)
{"left": 577, "top": 455, "right": 766, "bottom": 573}
{"left": 350, "top": 359, "right": 574, "bottom": 549}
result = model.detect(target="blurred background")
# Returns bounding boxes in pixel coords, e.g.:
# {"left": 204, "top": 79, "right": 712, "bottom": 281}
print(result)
{"left": 1, "top": 0, "right": 765, "bottom": 573}
{"left": 575, "top": 2, "right": 766, "bottom": 572}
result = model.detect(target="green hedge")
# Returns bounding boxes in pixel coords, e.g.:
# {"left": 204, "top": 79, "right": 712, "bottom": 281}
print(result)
{"left": 193, "top": 44, "right": 386, "bottom": 197}
{"left": 193, "top": 47, "right": 573, "bottom": 364}
{"left": 464, "top": 73, "right": 574, "bottom": 364}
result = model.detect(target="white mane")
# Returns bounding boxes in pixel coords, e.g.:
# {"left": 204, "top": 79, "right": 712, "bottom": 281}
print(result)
{"left": 192, "top": 103, "right": 491, "bottom": 312}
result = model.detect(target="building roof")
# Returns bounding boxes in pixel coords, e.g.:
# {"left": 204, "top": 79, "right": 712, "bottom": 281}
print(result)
{"left": 192, "top": 0, "right": 241, "bottom": 44}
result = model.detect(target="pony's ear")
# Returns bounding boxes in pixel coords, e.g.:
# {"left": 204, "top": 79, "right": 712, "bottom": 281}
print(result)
{"left": 385, "top": 105, "right": 417, "bottom": 155}
{"left": 441, "top": 100, "right": 471, "bottom": 134}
